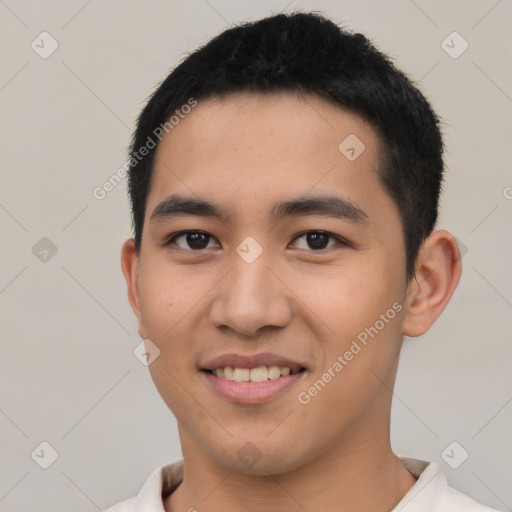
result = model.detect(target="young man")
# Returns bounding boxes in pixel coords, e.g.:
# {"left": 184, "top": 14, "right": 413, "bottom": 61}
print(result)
{"left": 109, "top": 12, "right": 498, "bottom": 512}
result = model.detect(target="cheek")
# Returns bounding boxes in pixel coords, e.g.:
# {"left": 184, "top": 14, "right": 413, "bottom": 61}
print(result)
{"left": 139, "top": 267, "right": 199, "bottom": 414}
{"left": 137, "top": 263, "right": 195, "bottom": 336}
{"left": 291, "top": 262, "right": 397, "bottom": 339}
{"left": 296, "top": 261, "right": 404, "bottom": 384}
{"left": 136, "top": 267, "right": 202, "bottom": 393}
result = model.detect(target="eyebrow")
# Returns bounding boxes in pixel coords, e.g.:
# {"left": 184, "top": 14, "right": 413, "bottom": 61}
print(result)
{"left": 270, "top": 195, "right": 368, "bottom": 223}
{"left": 149, "top": 194, "right": 368, "bottom": 224}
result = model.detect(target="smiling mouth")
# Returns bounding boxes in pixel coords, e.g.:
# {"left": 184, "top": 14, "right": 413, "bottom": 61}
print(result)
{"left": 202, "top": 365, "right": 307, "bottom": 383}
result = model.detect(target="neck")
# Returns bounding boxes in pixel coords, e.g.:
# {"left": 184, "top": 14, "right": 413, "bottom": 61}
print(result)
{"left": 164, "top": 431, "right": 416, "bottom": 512}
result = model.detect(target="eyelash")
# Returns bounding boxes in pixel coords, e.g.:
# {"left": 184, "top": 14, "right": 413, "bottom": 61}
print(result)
{"left": 163, "top": 230, "right": 349, "bottom": 252}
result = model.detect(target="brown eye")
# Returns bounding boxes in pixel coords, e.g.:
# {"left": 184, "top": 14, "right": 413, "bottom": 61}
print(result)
{"left": 185, "top": 232, "right": 210, "bottom": 249}
{"left": 291, "top": 231, "right": 342, "bottom": 251}
{"left": 305, "top": 232, "right": 330, "bottom": 249}
{"left": 167, "top": 231, "right": 219, "bottom": 250}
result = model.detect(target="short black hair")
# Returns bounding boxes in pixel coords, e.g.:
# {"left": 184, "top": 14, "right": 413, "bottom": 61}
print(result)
{"left": 128, "top": 12, "right": 444, "bottom": 279}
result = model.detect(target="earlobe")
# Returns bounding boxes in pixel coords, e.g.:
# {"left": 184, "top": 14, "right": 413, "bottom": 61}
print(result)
{"left": 121, "top": 239, "right": 144, "bottom": 331}
{"left": 402, "top": 230, "right": 462, "bottom": 337}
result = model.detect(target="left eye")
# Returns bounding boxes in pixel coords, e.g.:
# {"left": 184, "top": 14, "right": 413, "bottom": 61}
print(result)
{"left": 291, "top": 231, "right": 342, "bottom": 250}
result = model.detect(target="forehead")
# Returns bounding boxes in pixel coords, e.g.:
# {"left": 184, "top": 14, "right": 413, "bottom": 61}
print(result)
{"left": 155, "top": 91, "right": 378, "bottom": 164}
{"left": 148, "top": 91, "right": 390, "bottom": 223}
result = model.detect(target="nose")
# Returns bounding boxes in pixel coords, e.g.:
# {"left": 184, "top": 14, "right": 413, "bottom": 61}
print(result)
{"left": 209, "top": 254, "right": 292, "bottom": 337}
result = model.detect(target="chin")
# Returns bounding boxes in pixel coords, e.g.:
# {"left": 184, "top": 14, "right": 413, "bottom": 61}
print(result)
{"left": 210, "top": 439, "right": 309, "bottom": 477}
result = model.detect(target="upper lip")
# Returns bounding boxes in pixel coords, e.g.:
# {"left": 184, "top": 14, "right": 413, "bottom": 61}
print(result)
{"left": 200, "top": 352, "right": 307, "bottom": 373}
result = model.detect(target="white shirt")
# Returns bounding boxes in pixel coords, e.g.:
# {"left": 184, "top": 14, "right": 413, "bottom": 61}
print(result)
{"left": 103, "top": 457, "right": 499, "bottom": 511}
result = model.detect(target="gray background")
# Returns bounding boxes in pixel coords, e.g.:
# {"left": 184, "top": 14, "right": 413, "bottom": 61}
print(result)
{"left": 0, "top": 0, "right": 511, "bottom": 511}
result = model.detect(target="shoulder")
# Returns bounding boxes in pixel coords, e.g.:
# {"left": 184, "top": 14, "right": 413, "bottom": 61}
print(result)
{"left": 102, "top": 459, "right": 184, "bottom": 512}
{"left": 103, "top": 497, "right": 136, "bottom": 512}
{"left": 438, "top": 484, "right": 500, "bottom": 511}
{"left": 397, "top": 457, "right": 500, "bottom": 512}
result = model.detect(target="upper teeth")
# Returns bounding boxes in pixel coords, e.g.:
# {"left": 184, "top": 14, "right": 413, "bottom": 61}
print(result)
{"left": 213, "top": 365, "right": 292, "bottom": 382}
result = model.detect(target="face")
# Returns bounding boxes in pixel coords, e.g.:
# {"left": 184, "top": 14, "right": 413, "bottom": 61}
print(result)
{"left": 124, "top": 92, "right": 411, "bottom": 475}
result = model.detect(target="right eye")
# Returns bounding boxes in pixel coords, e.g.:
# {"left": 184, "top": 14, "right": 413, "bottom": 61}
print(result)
{"left": 165, "top": 231, "right": 220, "bottom": 251}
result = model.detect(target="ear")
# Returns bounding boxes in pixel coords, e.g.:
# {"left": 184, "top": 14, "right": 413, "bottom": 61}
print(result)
{"left": 402, "top": 230, "right": 462, "bottom": 337}
{"left": 121, "top": 239, "right": 145, "bottom": 336}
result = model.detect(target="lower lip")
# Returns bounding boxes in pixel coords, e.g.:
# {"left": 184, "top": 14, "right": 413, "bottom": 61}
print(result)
{"left": 201, "top": 370, "right": 307, "bottom": 404}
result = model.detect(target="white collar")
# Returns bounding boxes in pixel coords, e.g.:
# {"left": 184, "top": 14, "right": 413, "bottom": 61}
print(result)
{"left": 118, "top": 456, "right": 496, "bottom": 512}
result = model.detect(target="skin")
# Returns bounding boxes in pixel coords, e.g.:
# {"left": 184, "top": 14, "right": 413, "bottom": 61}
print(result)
{"left": 121, "top": 92, "right": 461, "bottom": 512}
